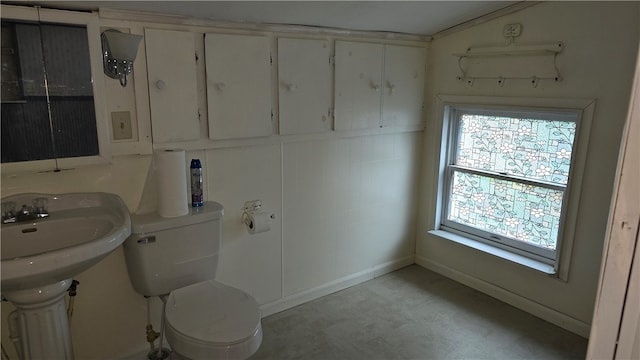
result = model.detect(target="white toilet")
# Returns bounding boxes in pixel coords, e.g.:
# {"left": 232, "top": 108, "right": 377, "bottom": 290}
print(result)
{"left": 123, "top": 201, "right": 262, "bottom": 359}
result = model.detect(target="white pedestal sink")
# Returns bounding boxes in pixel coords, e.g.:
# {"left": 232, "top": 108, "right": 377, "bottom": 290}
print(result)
{"left": 1, "top": 193, "right": 131, "bottom": 360}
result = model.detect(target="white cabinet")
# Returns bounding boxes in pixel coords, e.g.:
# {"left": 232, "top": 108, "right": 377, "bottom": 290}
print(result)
{"left": 334, "top": 41, "right": 384, "bottom": 131}
{"left": 205, "top": 33, "right": 272, "bottom": 140}
{"left": 278, "top": 38, "right": 332, "bottom": 135}
{"left": 334, "top": 41, "right": 425, "bottom": 130}
{"left": 382, "top": 45, "right": 426, "bottom": 127}
{"left": 145, "top": 28, "right": 200, "bottom": 143}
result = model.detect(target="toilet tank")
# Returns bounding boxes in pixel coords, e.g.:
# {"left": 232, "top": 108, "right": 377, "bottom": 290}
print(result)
{"left": 123, "top": 201, "right": 224, "bottom": 296}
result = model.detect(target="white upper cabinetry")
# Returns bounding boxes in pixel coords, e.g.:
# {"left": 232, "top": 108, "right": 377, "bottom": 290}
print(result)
{"left": 205, "top": 33, "right": 273, "bottom": 140}
{"left": 382, "top": 45, "right": 426, "bottom": 127}
{"left": 335, "top": 41, "right": 425, "bottom": 130}
{"left": 335, "top": 41, "right": 384, "bottom": 131}
{"left": 278, "top": 38, "right": 332, "bottom": 135}
{"left": 145, "top": 28, "right": 200, "bottom": 143}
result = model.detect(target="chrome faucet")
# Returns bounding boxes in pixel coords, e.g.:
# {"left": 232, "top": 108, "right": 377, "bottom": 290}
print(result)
{"left": 2, "top": 198, "right": 49, "bottom": 224}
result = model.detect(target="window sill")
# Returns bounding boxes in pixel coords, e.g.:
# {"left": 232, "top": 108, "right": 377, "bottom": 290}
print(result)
{"left": 428, "top": 229, "right": 557, "bottom": 275}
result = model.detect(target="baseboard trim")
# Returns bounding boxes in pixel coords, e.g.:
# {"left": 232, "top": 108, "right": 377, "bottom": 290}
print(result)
{"left": 415, "top": 255, "right": 591, "bottom": 338}
{"left": 260, "top": 256, "right": 414, "bottom": 317}
{"left": 374, "top": 255, "right": 415, "bottom": 277}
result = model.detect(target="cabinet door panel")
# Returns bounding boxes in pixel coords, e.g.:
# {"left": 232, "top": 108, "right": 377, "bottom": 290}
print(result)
{"left": 146, "top": 29, "right": 200, "bottom": 143}
{"left": 205, "top": 33, "right": 272, "bottom": 140}
{"left": 382, "top": 45, "right": 426, "bottom": 127}
{"left": 278, "top": 38, "right": 332, "bottom": 135}
{"left": 334, "top": 41, "right": 383, "bottom": 131}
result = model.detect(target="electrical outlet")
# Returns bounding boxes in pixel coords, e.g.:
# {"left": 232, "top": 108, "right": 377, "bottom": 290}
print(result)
{"left": 111, "top": 111, "right": 133, "bottom": 140}
{"left": 503, "top": 23, "right": 522, "bottom": 38}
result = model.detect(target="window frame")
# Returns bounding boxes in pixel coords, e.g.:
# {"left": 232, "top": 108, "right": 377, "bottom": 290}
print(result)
{"left": 0, "top": 5, "right": 111, "bottom": 173}
{"left": 431, "top": 95, "right": 595, "bottom": 279}
{"left": 442, "top": 107, "right": 578, "bottom": 264}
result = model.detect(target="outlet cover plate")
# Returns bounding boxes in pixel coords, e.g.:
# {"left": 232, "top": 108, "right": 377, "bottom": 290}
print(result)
{"left": 503, "top": 23, "right": 522, "bottom": 38}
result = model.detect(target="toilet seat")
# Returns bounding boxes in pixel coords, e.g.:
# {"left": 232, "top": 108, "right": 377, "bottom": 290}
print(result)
{"left": 165, "top": 280, "right": 262, "bottom": 359}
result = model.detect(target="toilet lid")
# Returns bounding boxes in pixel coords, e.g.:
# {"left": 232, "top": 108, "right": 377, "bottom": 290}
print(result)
{"left": 165, "top": 280, "right": 261, "bottom": 345}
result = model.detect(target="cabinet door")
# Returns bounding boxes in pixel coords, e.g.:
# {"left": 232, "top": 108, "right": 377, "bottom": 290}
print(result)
{"left": 146, "top": 28, "right": 200, "bottom": 143}
{"left": 278, "top": 38, "right": 332, "bottom": 135}
{"left": 205, "top": 33, "right": 272, "bottom": 140}
{"left": 334, "top": 41, "right": 383, "bottom": 131}
{"left": 382, "top": 45, "right": 426, "bottom": 127}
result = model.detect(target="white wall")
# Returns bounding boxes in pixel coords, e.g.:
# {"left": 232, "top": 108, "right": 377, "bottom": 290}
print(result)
{"left": 199, "top": 133, "right": 422, "bottom": 308}
{"left": 281, "top": 134, "right": 421, "bottom": 297}
{"left": 0, "top": 10, "right": 424, "bottom": 360}
{"left": 416, "top": 1, "right": 639, "bottom": 336}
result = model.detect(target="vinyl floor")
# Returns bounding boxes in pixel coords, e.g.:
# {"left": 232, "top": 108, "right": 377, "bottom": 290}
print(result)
{"left": 252, "top": 265, "right": 588, "bottom": 360}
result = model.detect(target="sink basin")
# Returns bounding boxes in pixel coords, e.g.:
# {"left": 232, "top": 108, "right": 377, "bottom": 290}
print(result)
{"left": 1, "top": 192, "right": 131, "bottom": 292}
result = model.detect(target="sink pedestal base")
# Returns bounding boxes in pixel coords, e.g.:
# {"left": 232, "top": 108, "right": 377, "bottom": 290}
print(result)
{"left": 4, "top": 279, "right": 74, "bottom": 360}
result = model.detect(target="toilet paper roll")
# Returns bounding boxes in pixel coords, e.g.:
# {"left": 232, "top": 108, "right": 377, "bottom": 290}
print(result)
{"left": 245, "top": 212, "right": 271, "bottom": 234}
{"left": 154, "top": 149, "right": 189, "bottom": 218}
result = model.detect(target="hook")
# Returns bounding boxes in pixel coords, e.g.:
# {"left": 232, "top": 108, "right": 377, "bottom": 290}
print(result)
{"left": 552, "top": 53, "right": 562, "bottom": 82}
{"left": 387, "top": 82, "right": 396, "bottom": 95}
{"left": 466, "top": 77, "right": 475, "bottom": 87}
{"left": 457, "top": 56, "right": 467, "bottom": 80}
{"left": 530, "top": 76, "right": 539, "bottom": 88}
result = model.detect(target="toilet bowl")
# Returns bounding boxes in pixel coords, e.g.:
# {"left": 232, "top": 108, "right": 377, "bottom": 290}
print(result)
{"left": 122, "top": 202, "right": 262, "bottom": 359}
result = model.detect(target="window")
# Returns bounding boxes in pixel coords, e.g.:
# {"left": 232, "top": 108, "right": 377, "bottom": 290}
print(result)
{"left": 1, "top": 20, "right": 99, "bottom": 163}
{"left": 432, "top": 96, "right": 596, "bottom": 275}
{"left": 0, "top": 5, "right": 110, "bottom": 172}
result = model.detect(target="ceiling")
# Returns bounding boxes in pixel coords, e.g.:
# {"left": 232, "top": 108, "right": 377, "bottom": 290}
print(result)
{"left": 15, "top": 1, "right": 520, "bottom": 36}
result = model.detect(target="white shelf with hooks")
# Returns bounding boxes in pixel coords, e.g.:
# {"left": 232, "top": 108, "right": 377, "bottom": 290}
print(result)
{"left": 453, "top": 32, "right": 564, "bottom": 88}
{"left": 453, "top": 42, "right": 563, "bottom": 58}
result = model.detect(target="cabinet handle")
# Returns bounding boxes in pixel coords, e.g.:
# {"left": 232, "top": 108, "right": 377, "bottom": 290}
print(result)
{"left": 387, "top": 82, "right": 396, "bottom": 95}
{"left": 155, "top": 80, "right": 166, "bottom": 90}
{"left": 214, "top": 82, "right": 226, "bottom": 91}
{"left": 281, "top": 82, "right": 297, "bottom": 92}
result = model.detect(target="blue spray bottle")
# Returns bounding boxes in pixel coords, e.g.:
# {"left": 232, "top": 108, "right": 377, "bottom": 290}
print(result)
{"left": 190, "top": 159, "right": 204, "bottom": 207}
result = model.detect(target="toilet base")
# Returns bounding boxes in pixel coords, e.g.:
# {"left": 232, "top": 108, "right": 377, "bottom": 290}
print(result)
{"left": 147, "top": 347, "right": 171, "bottom": 360}
{"left": 167, "top": 325, "right": 262, "bottom": 360}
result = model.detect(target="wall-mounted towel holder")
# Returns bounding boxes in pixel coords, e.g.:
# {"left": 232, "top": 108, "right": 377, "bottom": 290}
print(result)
{"left": 453, "top": 37, "right": 564, "bottom": 88}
